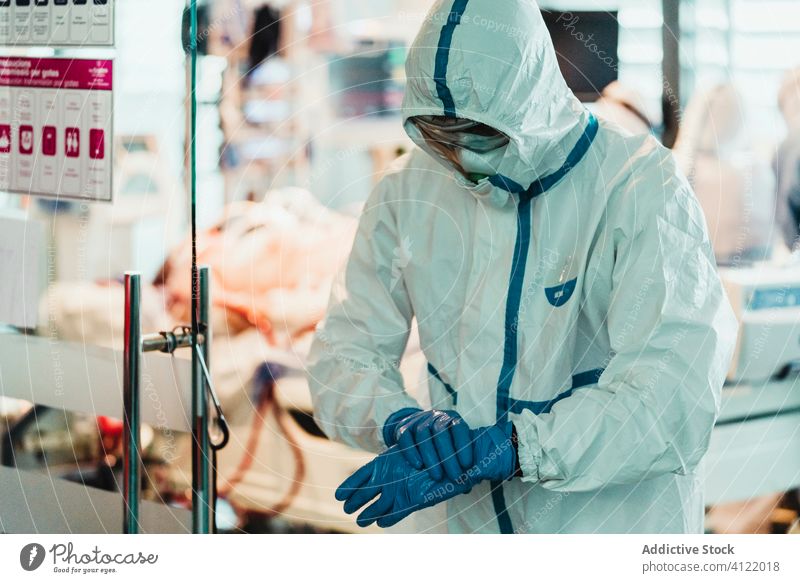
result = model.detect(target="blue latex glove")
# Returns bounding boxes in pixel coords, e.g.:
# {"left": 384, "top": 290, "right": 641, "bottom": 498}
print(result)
{"left": 382, "top": 408, "right": 474, "bottom": 481}
{"left": 339, "top": 423, "right": 516, "bottom": 528}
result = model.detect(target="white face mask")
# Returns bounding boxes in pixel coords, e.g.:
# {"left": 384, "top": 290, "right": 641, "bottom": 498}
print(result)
{"left": 405, "top": 117, "right": 512, "bottom": 182}
{"left": 457, "top": 145, "right": 508, "bottom": 179}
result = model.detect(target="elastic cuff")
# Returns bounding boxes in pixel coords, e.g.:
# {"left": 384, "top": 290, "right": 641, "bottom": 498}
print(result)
{"left": 381, "top": 407, "right": 422, "bottom": 448}
{"left": 511, "top": 423, "right": 523, "bottom": 478}
{"left": 513, "top": 416, "right": 543, "bottom": 482}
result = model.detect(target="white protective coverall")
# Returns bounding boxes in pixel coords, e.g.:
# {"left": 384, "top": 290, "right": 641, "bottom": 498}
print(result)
{"left": 307, "top": 0, "right": 737, "bottom": 533}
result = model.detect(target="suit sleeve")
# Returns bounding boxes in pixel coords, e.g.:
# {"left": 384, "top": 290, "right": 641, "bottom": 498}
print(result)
{"left": 306, "top": 177, "right": 421, "bottom": 454}
{"left": 514, "top": 174, "right": 738, "bottom": 491}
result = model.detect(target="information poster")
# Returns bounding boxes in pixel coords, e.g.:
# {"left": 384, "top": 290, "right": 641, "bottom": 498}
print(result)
{"left": 0, "top": 0, "right": 115, "bottom": 47}
{"left": 0, "top": 57, "right": 113, "bottom": 202}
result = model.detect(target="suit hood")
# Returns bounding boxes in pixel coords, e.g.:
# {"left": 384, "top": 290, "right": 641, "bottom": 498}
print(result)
{"left": 401, "top": 0, "right": 589, "bottom": 191}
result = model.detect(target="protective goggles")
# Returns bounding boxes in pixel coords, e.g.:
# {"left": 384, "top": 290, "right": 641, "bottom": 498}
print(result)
{"left": 410, "top": 115, "right": 510, "bottom": 153}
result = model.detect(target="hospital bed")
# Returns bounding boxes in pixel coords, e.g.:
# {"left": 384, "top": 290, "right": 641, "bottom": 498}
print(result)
{"left": 3, "top": 251, "right": 800, "bottom": 534}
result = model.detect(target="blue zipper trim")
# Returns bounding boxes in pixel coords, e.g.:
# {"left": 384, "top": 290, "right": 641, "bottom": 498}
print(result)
{"left": 427, "top": 362, "right": 458, "bottom": 405}
{"left": 495, "top": 196, "right": 534, "bottom": 429}
{"left": 428, "top": 2, "right": 599, "bottom": 531}
{"left": 490, "top": 194, "right": 533, "bottom": 534}
{"left": 433, "top": 0, "right": 470, "bottom": 117}
{"left": 488, "top": 116, "right": 599, "bottom": 534}
{"left": 507, "top": 368, "right": 605, "bottom": 415}
{"left": 488, "top": 113, "right": 599, "bottom": 201}
{"left": 491, "top": 483, "right": 514, "bottom": 534}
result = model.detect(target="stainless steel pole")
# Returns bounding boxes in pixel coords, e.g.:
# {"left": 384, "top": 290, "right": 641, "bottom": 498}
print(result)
{"left": 187, "top": 0, "right": 212, "bottom": 534}
{"left": 123, "top": 272, "right": 142, "bottom": 534}
{"left": 191, "top": 266, "right": 212, "bottom": 533}
{"left": 201, "top": 265, "right": 213, "bottom": 532}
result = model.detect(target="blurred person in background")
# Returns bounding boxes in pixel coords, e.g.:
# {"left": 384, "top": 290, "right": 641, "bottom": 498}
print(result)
{"left": 775, "top": 68, "right": 800, "bottom": 251}
{"left": 674, "top": 83, "right": 776, "bottom": 266}
{"left": 592, "top": 81, "right": 653, "bottom": 136}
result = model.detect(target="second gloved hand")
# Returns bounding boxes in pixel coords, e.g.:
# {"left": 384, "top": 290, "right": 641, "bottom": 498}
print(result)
{"left": 339, "top": 422, "right": 517, "bottom": 528}
{"left": 383, "top": 408, "right": 474, "bottom": 481}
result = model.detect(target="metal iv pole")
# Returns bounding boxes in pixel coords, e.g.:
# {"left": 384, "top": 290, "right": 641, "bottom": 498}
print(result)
{"left": 122, "top": 265, "right": 226, "bottom": 534}
{"left": 121, "top": 0, "right": 227, "bottom": 535}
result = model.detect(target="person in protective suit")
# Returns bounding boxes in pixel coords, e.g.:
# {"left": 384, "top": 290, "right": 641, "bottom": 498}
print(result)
{"left": 307, "top": 0, "right": 737, "bottom": 533}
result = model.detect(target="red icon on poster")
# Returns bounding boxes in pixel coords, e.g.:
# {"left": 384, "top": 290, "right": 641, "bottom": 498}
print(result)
{"left": 19, "top": 125, "right": 34, "bottom": 155}
{"left": 65, "top": 127, "right": 80, "bottom": 158}
{"left": 89, "top": 129, "right": 104, "bottom": 160}
{"left": 0, "top": 125, "right": 10, "bottom": 154}
{"left": 42, "top": 126, "right": 57, "bottom": 157}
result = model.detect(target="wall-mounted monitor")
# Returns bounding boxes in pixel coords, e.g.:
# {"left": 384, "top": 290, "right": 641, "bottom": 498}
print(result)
{"left": 541, "top": 10, "right": 619, "bottom": 102}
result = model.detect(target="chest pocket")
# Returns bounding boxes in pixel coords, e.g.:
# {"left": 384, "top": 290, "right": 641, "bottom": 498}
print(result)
{"left": 516, "top": 275, "right": 582, "bottom": 402}
{"left": 544, "top": 276, "right": 578, "bottom": 307}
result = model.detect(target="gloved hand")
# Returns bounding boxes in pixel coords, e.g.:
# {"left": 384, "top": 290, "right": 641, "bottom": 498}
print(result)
{"left": 382, "top": 408, "right": 474, "bottom": 481}
{"left": 339, "top": 423, "right": 517, "bottom": 528}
